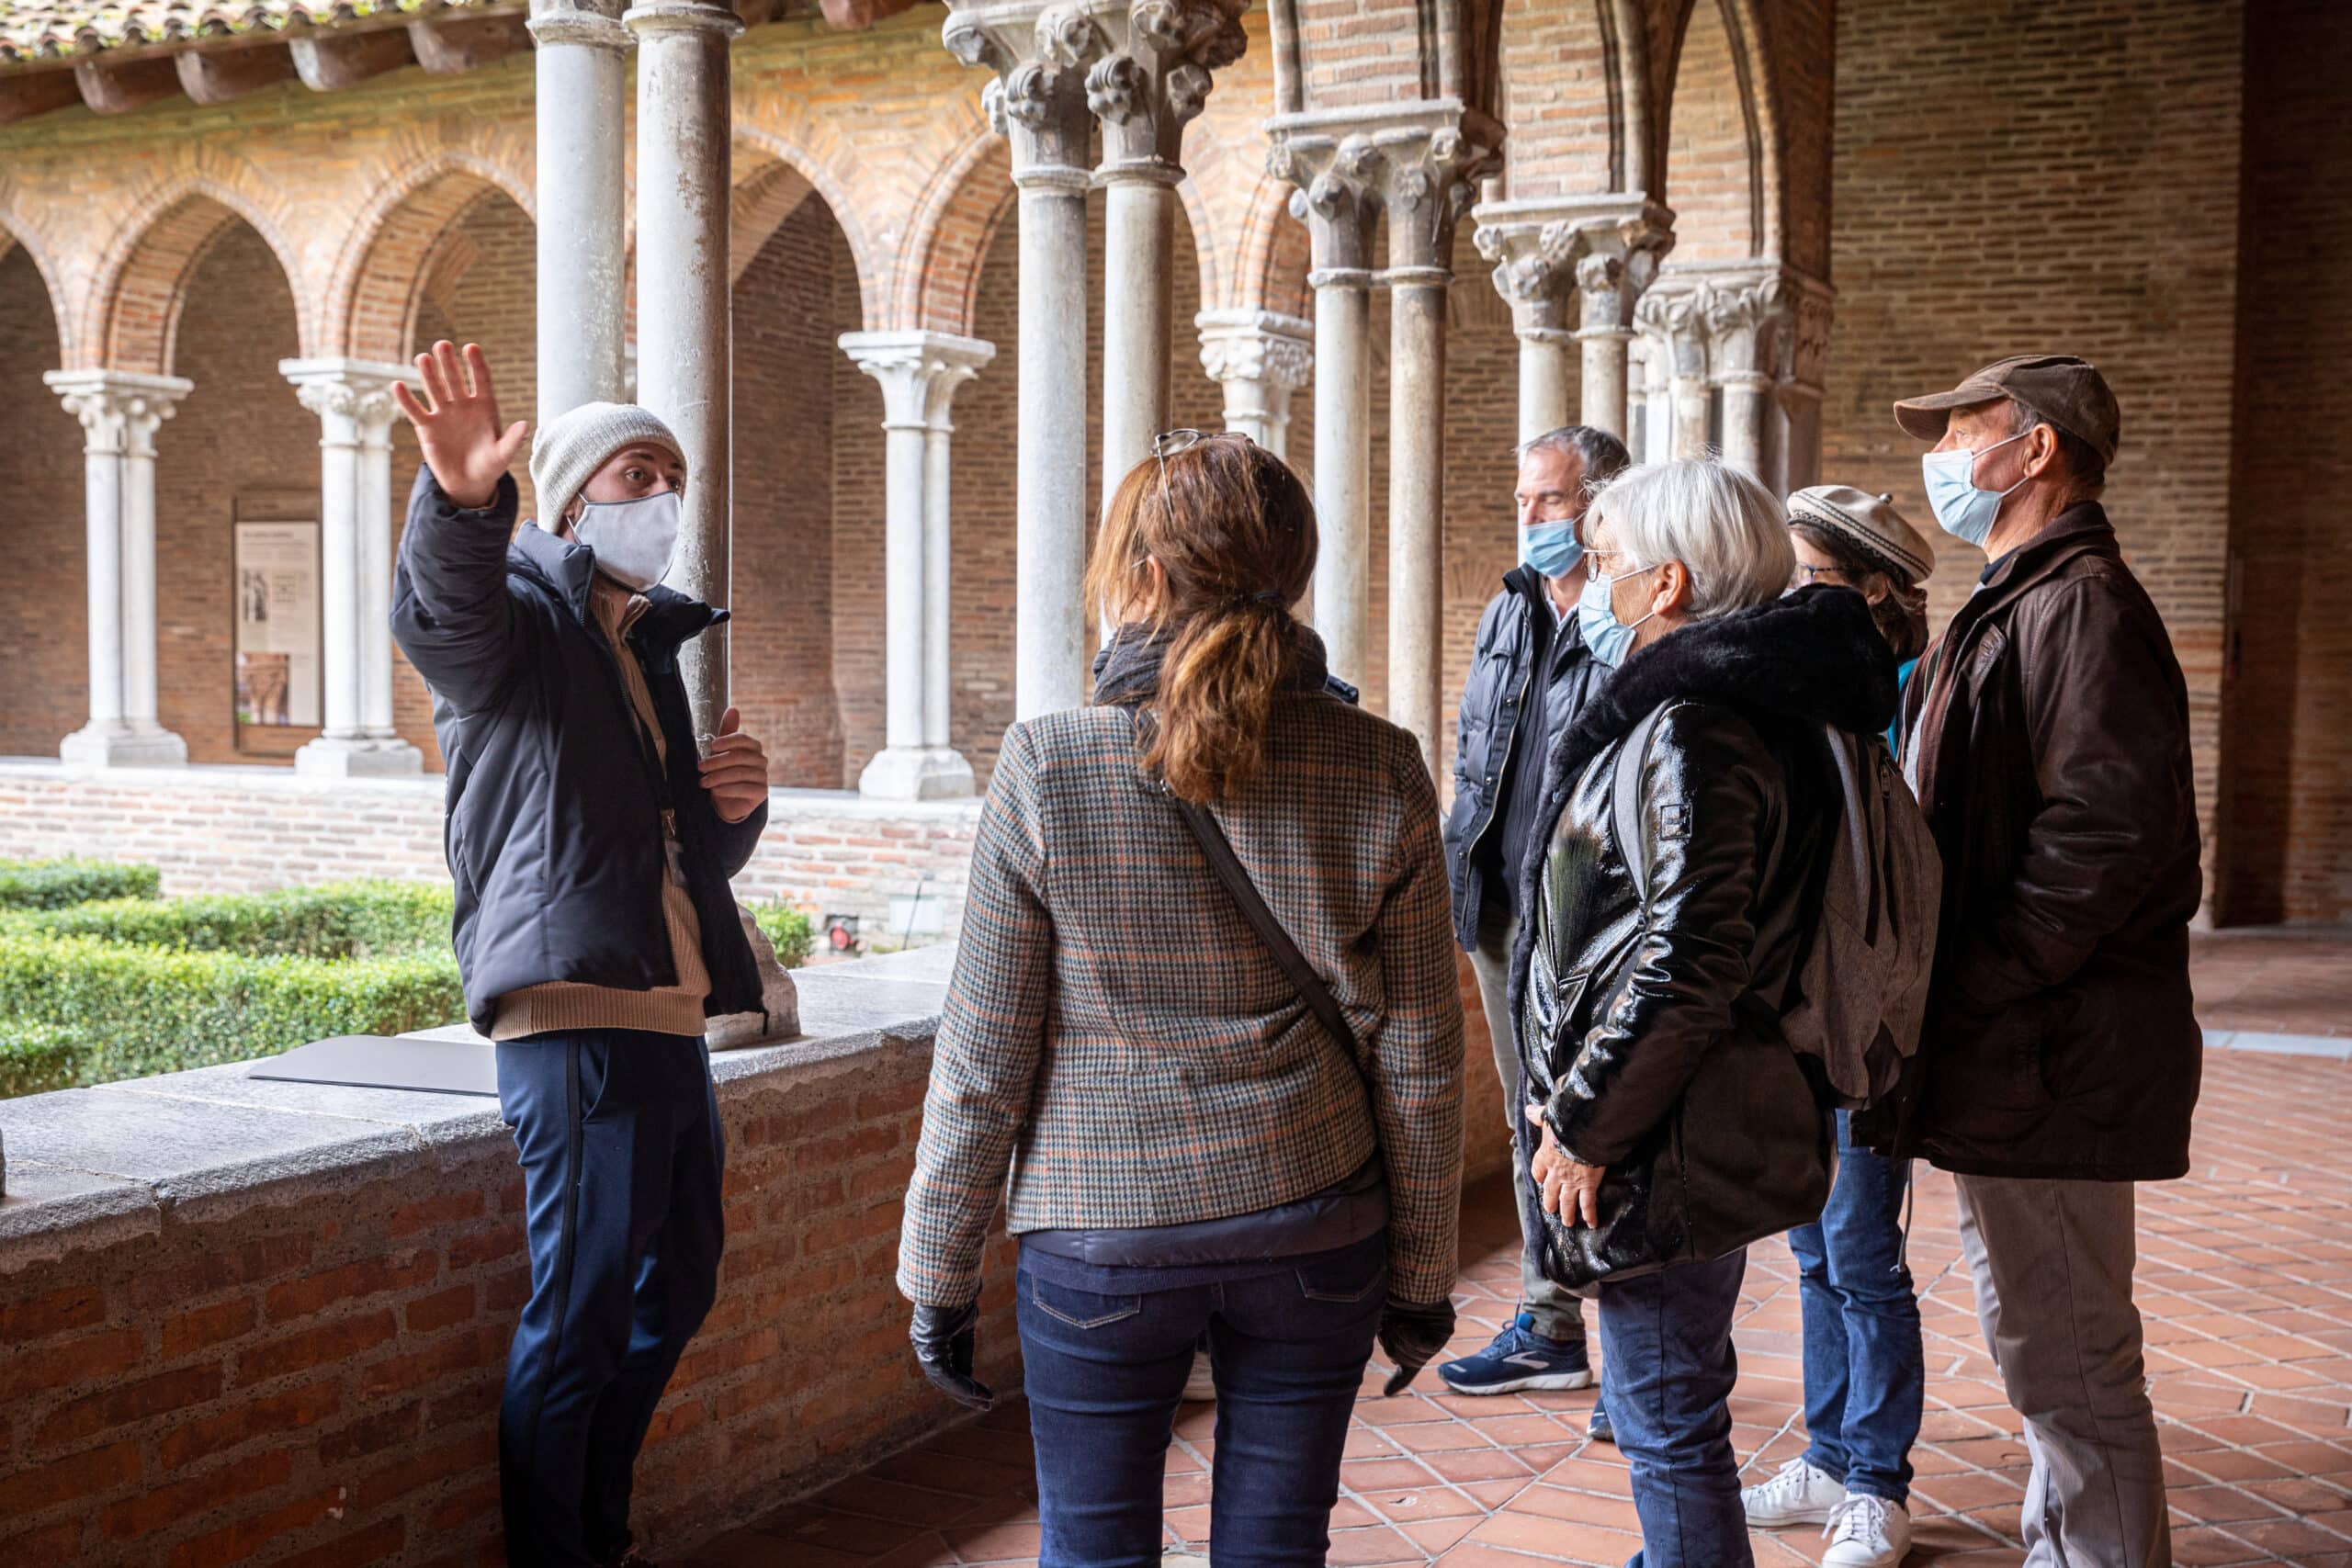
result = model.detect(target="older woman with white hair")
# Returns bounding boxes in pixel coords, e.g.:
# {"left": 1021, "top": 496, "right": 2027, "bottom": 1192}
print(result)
{"left": 1503, "top": 459, "right": 1900, "bottom": 1568}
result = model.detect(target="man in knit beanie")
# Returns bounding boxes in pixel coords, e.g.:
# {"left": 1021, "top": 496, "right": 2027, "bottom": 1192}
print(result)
{"left": 390, "top": 340, "right": 772, "bottom": 1568}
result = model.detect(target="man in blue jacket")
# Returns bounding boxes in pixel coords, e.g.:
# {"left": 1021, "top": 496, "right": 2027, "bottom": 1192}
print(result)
{"left": 1437, "top": 424, "right": 1626, "bottom": 1402}
{"left": 390, "top": 341, "right": 773, "bottom": 1568}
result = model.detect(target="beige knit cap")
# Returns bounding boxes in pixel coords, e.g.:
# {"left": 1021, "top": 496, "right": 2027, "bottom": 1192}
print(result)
{"left": 1786, "top": 483, "right": 1934, "bottom": 584}
{"left": 528, "top": 402, "right": 686, "bottom": 530}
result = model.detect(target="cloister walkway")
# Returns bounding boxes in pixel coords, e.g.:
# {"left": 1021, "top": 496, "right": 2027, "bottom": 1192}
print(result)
{"left": 689, "top": 931, "right": 2352, "bottom": 1568}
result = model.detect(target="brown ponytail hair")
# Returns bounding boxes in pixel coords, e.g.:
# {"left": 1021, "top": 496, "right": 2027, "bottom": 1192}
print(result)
{"left": 1084, "top": 434, "right": 1319, "bottom": 803}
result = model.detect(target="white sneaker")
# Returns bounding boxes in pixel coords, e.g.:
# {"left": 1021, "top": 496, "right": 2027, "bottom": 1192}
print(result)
{"left": 1182, "top": 1347, "right": 1217, "bottom": 1403}
{"left": 1822, "top": 1493, "right": 1910, "bottom": 1568}
{"left": 1740, "top": 1457, "right": 1846, "bottom": 1528}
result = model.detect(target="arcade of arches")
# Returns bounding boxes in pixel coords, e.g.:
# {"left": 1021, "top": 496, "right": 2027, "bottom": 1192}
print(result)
{"left": 0, "top": 0, "right": 2346, "bottom": 924}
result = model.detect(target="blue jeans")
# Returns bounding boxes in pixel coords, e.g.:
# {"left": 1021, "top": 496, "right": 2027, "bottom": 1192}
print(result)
{"left": 1015, "top": 1231, "right": 1387, "bottom": 1568}
{"left": 1598, "top": 1248, "right": 1752, "bottom": 1568}
{"left": 1786, "top": 1109, "right": 1922, "bottom": 1505}
{"left": 495, "top": 1031, "right": 725, "bottom": 1568}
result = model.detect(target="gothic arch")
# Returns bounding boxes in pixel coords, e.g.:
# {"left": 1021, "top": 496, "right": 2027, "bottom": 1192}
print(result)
{"left": 85, "top": 177, "right": 309, "bottom": 375}
{"left": 729, "top": 123, "right": 883, "bottom": 329}
{"left": 0, "top": 197, "right": 76, "bottom": 366}
{"left": 330, "top": 155, "right": 538, "bottom": 367}
{"left": 1655, "top": 0, "right": 1783, "bottom": 262}
{"left": 1230, "top": 174, "right": 1314, "bottom": 322}
{"left": 896, "top": 123, "right": 1014, "bottom": 337}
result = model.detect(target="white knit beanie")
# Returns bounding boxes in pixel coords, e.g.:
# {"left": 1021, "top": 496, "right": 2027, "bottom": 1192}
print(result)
{"left": 528, "top": 401, "right": 686, "bottom": 529}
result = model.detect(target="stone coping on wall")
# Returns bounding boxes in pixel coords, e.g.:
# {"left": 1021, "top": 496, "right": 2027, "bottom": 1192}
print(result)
{"left": 0, "top": 942, "right": 956, "bottom": 1258}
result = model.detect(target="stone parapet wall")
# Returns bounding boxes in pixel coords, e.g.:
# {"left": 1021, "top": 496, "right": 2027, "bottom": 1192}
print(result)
{"left": 0, "top": 951, "right": 1023, "bottom": 1566}
{"left": 0, "top": 760, "right": 981, "bottom": 947}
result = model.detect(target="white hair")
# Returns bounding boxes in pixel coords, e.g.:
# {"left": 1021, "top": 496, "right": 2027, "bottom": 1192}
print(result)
{"left": 1587, "top": 458, "right": 1795, "bottom": 620}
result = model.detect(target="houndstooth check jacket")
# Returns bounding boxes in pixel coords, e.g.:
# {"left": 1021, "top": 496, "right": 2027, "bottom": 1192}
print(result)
{"left": 897, "top": 691, "right": 1466, "bottom": 1309}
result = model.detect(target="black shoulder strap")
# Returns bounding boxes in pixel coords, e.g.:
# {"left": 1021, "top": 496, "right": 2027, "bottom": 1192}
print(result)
{"left": 1170, "top": 796, "right": 1364, "bottom": 1066}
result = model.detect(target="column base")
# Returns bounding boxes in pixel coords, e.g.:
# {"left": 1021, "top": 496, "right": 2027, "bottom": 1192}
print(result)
{"left": 60, "top": 723, "right": 187, "bottom": 769}
{"left": 294, "top": 736, "right": 426, "bottom": 778}
{"left": 857, "top": 746, "right": 976, "bottom": 801}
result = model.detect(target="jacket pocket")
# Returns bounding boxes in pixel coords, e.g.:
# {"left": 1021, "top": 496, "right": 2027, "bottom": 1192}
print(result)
{"left": 1024, "top": 1275, "right": 1143, "bottom": 1330}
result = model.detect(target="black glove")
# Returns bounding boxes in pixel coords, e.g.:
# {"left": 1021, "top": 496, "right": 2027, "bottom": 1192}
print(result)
{"left": 910, "top": 1301, "right": 996, "bottom": 1412}
{"left": 1377, "top": 1296, "right": 1457, "bottom": 1396}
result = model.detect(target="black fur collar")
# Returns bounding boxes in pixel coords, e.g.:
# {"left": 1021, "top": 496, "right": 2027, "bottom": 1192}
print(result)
{"left": 1506, "top": 584, "right": 1895, "bottom": 1000}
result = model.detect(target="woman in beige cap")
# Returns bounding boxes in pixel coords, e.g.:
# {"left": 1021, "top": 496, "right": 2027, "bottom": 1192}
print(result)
{"left": 1738, "top": 481, "right": 1935, "bottom": 1568}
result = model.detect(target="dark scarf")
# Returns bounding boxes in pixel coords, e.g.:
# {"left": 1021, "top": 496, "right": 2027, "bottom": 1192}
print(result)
{"left": 1503, "top": 584, "right": 1897, "bottom": 1024}
{"left": 1090, "top": 620, "right": 1335, "bottom": 708}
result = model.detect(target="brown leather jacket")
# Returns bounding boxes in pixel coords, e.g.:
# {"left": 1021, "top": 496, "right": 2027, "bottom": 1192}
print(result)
{"left": 1863, "top": 502, "right": 2202, "bottom": 1180}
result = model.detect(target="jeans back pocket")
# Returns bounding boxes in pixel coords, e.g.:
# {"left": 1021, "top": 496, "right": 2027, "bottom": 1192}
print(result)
{"left": 1024, "top": 1272, "right": 1145, "bottom": 1330}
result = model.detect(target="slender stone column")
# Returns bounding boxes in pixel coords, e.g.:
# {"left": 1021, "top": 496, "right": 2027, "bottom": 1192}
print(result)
{"left": 944, "top": 1, "right": 1099, "bottom": 717}
{"left": 922, "top": 345, "right": 989, "bottom": 758}
{"left": 841, "top": 331, "right": 993, "bottom": 799}
{"left": 281, "top": 359, "right": 425, "bottom": 776}
{"left": 1639, "top": 338, "right": 1672, "bottom": 462}
{"left": 628, "top": 0, "right": 741, "bottom": 734}
{"left": 45, "top": 370, "right": 191, "bottom": 768}
{"left": 1470, "top": 197, "right": 1672, "bottom": 445}
{"left": 529, "top": 0, "right": 631, "bottom": 418}
{"left": 1193, "top": 309, "right": 1311, "bottom": 459}
{"left": 1265, "top": 117, "right": 1381, "bottom": 687}
{"left": 1381, "top": 120, "right": 1498, "bottom": 775}
{"left": 1088, "top": 0, "right": 1247, "bottom": 511}
{"left": 1635, "top": 282, "right": 1713, "bottom": 460}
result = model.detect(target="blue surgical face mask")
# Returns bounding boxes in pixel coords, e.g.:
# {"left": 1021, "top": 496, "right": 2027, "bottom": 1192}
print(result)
{"left": 1920, "top": 429, "right": 2030, "bottom": 548}
{"left": 1577, "top": 562, "right": 1658, "bottom": 668}
{"left": 1519, "top": 520, "right": 1583, "bottom": 581}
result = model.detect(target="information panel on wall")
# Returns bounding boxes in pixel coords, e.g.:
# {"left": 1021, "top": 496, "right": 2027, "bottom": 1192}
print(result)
{"left": 233, "top": 521, "right": 322, "bottom": 729}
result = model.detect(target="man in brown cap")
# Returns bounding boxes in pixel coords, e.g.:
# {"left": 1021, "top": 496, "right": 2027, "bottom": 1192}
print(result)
{"left": 1862, "top": 355, "right": 2201, "bottom": 1568}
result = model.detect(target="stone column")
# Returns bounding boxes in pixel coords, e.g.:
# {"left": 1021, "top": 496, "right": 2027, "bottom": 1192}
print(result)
{"left": 1193, "top": 309, "right": 1311, "bottom": 459}
{"left": 841, "top": 331, "right": 993, "bottom": 799}
{"left": 529, "top": 0, "right": 632, "bottom": 418}
{"left": 922, "top": 344, "right": 989, "bottom": 759}
{"left": 1265, "top": 118, "right": 1380, "bottom": 688}
{"left": 1470, "top": 197, "right": 1672, "bottom": 445}
{"left": 44, "top": 370, "right": 192, "bottom": 768}
{"left": 1088, "top": 0, "right": 1248, "bottom": 513}
{"left": 281, "top": 359, "right": 425, "bottom": 776}
{"left": 1381, "top": 119, "right": 1497, "bottom": 776}
{"left": 628, "top": 0, "right": 741, "bottom": 734}
{"left": 944, "top": 2, "right": 1099, "bottom": 717}
{"left": 1635, "top": 281, "right": 1713, "bottom": 460}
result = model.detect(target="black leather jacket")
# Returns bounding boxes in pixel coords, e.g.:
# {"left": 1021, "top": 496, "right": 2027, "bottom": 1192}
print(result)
{"left": 1505, "top": 589, "right": 1897, "bottom": 1290}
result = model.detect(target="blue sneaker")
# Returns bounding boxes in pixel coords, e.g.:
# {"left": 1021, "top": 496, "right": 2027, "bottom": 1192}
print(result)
{"left": 1437, "top": 1312, "right": 1593, "bottom": 1394}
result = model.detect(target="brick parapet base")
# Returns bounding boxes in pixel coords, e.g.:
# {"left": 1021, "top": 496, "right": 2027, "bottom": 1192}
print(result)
{"left": 0, "top": 759, "right": 981, "bottom": 945}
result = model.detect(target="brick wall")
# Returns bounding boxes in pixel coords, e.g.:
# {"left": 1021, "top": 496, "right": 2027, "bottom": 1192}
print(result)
{"left": 2214, "top": 0, "right": 2352, "bottom": 924}
{"left": 0, "top": 246, "right": 86, "bottom": 757}
{"left": 1660, "top": 0, "right": 1757, "bottom": 264}
{"left": 153, "top": 223, "right": 312, "bottom": 768}
{"left": 0, "top": 1032, "right": 1024, "bottom": 1566}
{"left": 1817, "top": 0, "right": 2245, "bottom": 897}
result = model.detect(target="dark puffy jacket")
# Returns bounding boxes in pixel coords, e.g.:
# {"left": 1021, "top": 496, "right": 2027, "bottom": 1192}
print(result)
{"left": 390, "top": 468, "right": 767, "bottom": 1035}
{"left": 1507, "top": 589, "right": 1897, "bottom": 1289}
{"left": 1858, "top": 502, "right": 2201, "bottom": 1181}
{"left": 1443, "top": 568, "right": 1608, "bottom": 948}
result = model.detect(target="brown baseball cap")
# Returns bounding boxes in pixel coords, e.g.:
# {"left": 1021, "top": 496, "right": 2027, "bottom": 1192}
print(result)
{"left": 1893, "top": 354, "right": 2120, "bottom": 465}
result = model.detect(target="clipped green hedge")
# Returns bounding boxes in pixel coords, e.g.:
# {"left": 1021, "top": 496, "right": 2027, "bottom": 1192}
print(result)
{"left": 0, "top": 859, "right": 161, "bottom": 911}
{"left": 0, "top": 932, "right": 466, "bottom": 1087}
{"left": 16, "top": 879, "right": 454, "bottom": 960}
{"left": 752, "top": 901, "right": 815, "bottom": 970}
{"left": 0, "top": 1022, "right": 90, "bottom": 1100}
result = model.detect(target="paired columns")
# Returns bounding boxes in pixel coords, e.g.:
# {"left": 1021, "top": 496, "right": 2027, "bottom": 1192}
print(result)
{"left": 1470, "top": 196, "right": 1673, "bottom": 444}
{"left": 943, "top": 0, "right": 1244, "bottom": 718}
{"left": 527, "top": 0, "right": 632, "bottom": 418}
{"left": 1631, "top": 261, "right": 1834, "bottom": 493}
{"left": 1194, "top": 309, "right": 1311, "bottom": 461}
{"left": 281, "top": 359, "right": 425, "bottom": 777}
{"left": 628, "top": 0, "right": 741, "bottom": 734}
{"left": 44, "top": 370, "right": 192, "bottom": 768}
{"left": 1267, "top": 101, "right": 1499, "bottom": 770}
{"left": 839, "top": 331, "right": 995, "bottom": 800}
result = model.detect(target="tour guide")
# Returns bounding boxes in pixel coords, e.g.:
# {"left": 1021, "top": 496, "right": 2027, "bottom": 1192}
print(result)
{"left": 390, "top": 341, "right": 774, "bottom": 1568}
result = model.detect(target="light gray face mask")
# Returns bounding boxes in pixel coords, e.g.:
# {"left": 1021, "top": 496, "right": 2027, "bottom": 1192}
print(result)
{"left": 572, "top": 490, "right": 682, "bottom": 592}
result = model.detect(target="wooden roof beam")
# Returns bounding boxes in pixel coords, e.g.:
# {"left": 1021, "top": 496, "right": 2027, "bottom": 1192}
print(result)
{"left": 407, "top": 12, "right": 531, "bottom": 73}
{"left": 288, "top": 27, "right": 414, "bottom": 91}
{"left": 0, "top": 68, "right": 83, "bottom": 124}
{"left": 74, "top": 52, "right": 181, "bottom": 114}
{"left": 175, "top": 40, "right": 300, "bottom": 104}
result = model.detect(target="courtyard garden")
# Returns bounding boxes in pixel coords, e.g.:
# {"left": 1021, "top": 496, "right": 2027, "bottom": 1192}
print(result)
{"left": 0, "top": 859, "right": 814, "bottom": 1100}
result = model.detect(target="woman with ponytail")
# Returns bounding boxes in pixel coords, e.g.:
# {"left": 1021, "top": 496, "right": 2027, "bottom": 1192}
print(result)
{"left": 899, "top": 431, "right": 1466, "bottom": 1566}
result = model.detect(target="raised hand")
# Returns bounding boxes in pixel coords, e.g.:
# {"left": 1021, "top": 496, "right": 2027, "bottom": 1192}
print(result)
{"left": 392, "top": 341, "right": 528, "bottom": 511}
{"left": 697, "top": 705, "right": 772, "bottom": 824}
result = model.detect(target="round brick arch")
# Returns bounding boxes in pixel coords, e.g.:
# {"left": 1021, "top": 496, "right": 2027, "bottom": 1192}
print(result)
{"left": 898, "top": 127, "right": 1014, "bottom": 338}
{"left": 730, "top": 126, "right": 882, "bottom": 331}
{"left": 85, "top": 179, "right": 310, "bottom": 377}
{"left": 329, "top": 154, "right": 538, "bottom": 367}
{"left": 1231, "top": 173, "right": 1315, "bottom": 322}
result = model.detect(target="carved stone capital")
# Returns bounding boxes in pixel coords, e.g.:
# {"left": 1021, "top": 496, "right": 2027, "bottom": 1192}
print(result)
{"left": 1089, "top": 0, "right": 1247, "bottom": 175}
{"left": 1631, "top": 262, "right": 1833, "bottom": 390}
{"left": 1194, "top": 309, "right": 1313, "bottom": 391}
{"left": 1470, "top": 194, "right": 1672, "bottom": 337}
{"left": 840, "top": 330, "right": 998, "bottom": 430}
{"left": 944, "top": 0, "right": 1099, "bottom": 179}
{"left": 1269, "top": 100, "right": 1501, "bottom": 283}
{"left": 280, "top": 358, "right": 419, "bottom": 441}
{"left": 43, "top": 369, "right": 195, "bottom": 457}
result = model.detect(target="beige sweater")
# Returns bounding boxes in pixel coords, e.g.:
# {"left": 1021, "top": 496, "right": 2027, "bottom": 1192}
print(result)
{"left": 492, "top": 583, "right": 710, "bottom": 1041}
